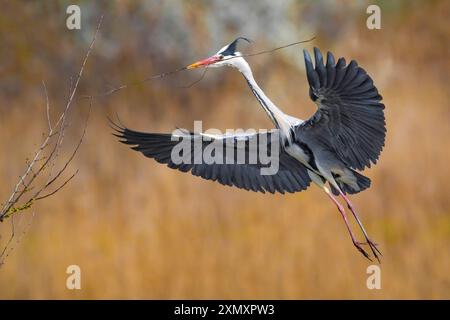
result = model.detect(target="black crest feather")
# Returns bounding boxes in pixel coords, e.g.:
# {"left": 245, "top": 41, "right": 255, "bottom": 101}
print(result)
{"left": 221, "top": 37, "right": 251, "bottom": 56}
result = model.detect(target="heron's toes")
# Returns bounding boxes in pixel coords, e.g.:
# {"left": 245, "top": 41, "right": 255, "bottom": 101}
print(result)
{"left": 353, "top": 241, "right": 372, "bottom": 262}
{"left": 368, "top": 240, "right": 382, "bottom": 256}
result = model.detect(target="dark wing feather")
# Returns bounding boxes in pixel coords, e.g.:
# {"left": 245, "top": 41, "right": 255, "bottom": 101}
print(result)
{"left": 113, "top": 124, "right": 311, "bottom": 194}
{"left": 299, "top": 47, "right": 386, "bottom": 170}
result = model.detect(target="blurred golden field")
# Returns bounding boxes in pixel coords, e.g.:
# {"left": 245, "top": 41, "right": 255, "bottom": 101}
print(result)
{"left": 0, "top": 1, "right": 449, "bottom": 299}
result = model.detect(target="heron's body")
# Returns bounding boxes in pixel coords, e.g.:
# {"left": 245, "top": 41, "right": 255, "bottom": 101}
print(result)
{"left": 231, "top": 53, "right": 374, "bottom": 197}
{"left": 113, "top": 38, "right": 385, "bottom": 261}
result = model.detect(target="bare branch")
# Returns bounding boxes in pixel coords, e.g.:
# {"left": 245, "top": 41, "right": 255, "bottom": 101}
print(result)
{"left": 0, "top": 212, "right": 35, "bottom": 266}
{"left": 0, "top": 15, "right": 103, "bottom": 266}
{"left": 0, "top": 217, "right": 15, "bottom": 260}
{"left": 42, "top": 81, "right": 52, "bottom": 132}
{"left": 35, "top": 169, "right": 79, "bottom": 201}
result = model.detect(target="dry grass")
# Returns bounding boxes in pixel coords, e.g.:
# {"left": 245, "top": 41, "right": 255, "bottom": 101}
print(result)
{"left": 0, "top": 1, "right": 449, "bottom": 299}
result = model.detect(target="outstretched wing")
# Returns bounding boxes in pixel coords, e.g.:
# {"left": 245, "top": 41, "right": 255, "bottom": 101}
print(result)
{"left": 299, "top": 47, "right": 386, "bottom": 170}
{"left": 112, "top": 123, "right": 311, "bottom": 194}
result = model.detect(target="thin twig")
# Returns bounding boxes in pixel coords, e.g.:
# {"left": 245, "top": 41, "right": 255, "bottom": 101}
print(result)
{"left": 35, "top": 169, "right": 79, "bottom": 201}
{"left": 43, "top": 81, "right": 52, "bottom": 131}
{"left": 78, "top": 36, "right": 316, "bottom": 99}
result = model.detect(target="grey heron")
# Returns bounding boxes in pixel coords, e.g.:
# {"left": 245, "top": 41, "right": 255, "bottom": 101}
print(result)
{"left": 113, "top": 38, "right": 385, "bottom": 262}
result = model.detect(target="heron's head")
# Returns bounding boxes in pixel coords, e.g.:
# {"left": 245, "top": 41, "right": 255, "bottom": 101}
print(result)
{"left": 187, "top": 37, "right": 251, "bottom": 70}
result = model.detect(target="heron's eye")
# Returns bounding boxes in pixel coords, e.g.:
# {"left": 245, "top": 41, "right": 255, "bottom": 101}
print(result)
{"left": 218, "top": 55, "right": 224, "bottom": 60}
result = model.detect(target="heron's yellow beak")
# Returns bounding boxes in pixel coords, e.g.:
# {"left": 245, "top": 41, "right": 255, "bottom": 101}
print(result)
{"left": 187, "top": 55, "right": 220, "bottom": 69}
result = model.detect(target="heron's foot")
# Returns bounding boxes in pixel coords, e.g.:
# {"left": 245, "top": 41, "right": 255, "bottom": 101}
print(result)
{"left": 353, "top": 241, "right": 372, "bottom": 262}
{"left": 356, "top": 239, "right": 382, "bottom": 263}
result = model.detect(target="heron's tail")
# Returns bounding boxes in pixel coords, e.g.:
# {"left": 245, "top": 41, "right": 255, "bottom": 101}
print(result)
{"left": 331, "top": 170, "right": 371, "bottom": 195}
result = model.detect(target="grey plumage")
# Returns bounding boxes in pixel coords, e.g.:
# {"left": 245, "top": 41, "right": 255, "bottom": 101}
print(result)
{"left": 113, "top": 124, "right": 311, "bottom": 194}
{"left": 112, "top": 41, "right": 386, "bottom": 262}
{"left": 112, "top": 47, "right": 387, "bottom": 197}
{"left": 301, "top": 48, "right": 386, "bottom": 171}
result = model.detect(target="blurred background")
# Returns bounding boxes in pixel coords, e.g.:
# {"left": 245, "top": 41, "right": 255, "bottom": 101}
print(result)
{"left": 0, "top": 0, "right": 449, "bottom": 299}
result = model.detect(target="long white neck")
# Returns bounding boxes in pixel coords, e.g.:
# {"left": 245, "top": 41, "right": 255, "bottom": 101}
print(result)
{"left": 232, "top": 57, "right": 295, "bottom": 143}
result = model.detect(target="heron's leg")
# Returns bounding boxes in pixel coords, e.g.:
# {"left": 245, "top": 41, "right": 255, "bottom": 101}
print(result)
{"left": 338, "top": 190, "right": 382, "bottom": 263}
{"left": 322, "top": 186, "right": 371, "bottom": 261}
